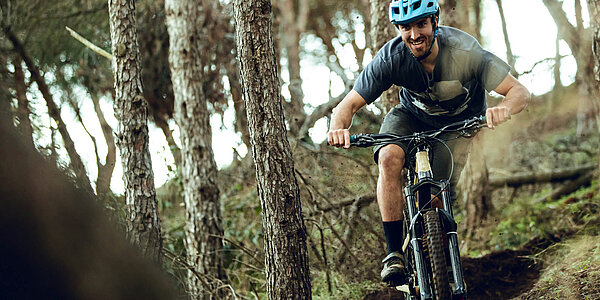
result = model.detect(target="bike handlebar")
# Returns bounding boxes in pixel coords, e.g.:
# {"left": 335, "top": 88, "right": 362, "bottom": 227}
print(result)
{"left": 349, "top": 115, "right": 487, "bottom": 147}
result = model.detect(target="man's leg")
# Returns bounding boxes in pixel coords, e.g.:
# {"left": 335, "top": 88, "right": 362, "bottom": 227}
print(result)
{"left": 377, "top": 144, "right": 408, "bottom": 284}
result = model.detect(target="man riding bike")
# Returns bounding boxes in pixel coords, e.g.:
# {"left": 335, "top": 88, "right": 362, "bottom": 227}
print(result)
{"left": 327, "top": 0, "right": 530, "bottom": 286}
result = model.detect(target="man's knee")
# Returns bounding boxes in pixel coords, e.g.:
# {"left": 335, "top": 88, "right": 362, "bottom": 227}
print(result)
{"left": 377, "top": 145, "right": 405, "bottom": 176}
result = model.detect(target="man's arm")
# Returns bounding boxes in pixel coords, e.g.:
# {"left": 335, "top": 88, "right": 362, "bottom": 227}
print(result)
{"left": 328, "top": 89, "right": 368, "bottom": 148}
{"left": 487, "top": 73, "right": 531, "bottom": 129}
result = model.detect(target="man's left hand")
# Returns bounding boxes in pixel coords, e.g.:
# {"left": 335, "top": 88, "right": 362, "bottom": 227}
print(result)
{"left": 485, "top": 106, "right": 511, "bottom": 129}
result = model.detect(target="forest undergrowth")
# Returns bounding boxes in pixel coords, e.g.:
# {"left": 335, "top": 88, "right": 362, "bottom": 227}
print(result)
{"left": 151, "top": 85, "right": 599, "bottom": 299}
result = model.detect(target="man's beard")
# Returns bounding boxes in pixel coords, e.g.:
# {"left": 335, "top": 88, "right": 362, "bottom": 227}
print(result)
{"left": 405, "top": 34, "right": 433, "bottom": 60}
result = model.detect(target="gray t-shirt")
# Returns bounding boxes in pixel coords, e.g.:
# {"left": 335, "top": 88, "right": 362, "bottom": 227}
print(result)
{"left": 354, "top": 26, "right": 510, "bottom": 127}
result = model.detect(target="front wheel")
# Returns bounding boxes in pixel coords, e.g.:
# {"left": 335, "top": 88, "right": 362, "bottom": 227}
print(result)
{"left": 424, "top": 210, "right": 451, "bottom": 299}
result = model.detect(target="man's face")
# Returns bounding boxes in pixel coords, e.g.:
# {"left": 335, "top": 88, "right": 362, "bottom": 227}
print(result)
{"left": 398, "top": 16, "right": 436, "bottom": 58}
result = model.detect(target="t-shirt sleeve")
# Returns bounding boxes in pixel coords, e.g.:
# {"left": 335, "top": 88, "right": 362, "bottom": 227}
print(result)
{"left": 478, "top": 48, "right": 511, "bottom": 92}
{"left": 353, "top": 54, "right": 394, "bottom": 104}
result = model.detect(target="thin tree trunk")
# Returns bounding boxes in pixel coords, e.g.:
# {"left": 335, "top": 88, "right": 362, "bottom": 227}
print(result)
{"left": 370, "top": 0, "right": 401, "bottom": 114}
{"left": 495, "top": 0, "right": 517, "bottom": 77}
{"left": 233, "top": 0, "right": 312, "bottom": 298}
{"left": 586, "top": 0, "right": 600, "bottom": 183}
{"left": 472, "top": 0, "right": 482, "bottom": 42}
{"left": 554, "top": 33, "right": 563, "bottom": 91}
{"left": 225, "top": 57, "right": 251, "bottom": 148}
{"left": 544, "top": 0, "right": 598, "bottom": 137}
{"left": 13, "top": 57, "right": 35, "bottom": 149}
{"left": 153, "top": 114, "right": 182, "bottom": 169}
{"left": 459, "top": 135, "right": 490, "bottom": 241}
{"left": 90, "top": 93, "right": 116, "bottom": 196}
{"left": 4, "top": 26, "right": 94, "bottom": 194}
{"left": 108, "top": 0, "right": 162, "bottom": 261}
{"left": 279, "top": 0, "right": 308, "bottom": 136}
{"left": 0, "top": 55, "right": 11, "bottom": 127}
{"left": 165, "top": 0, "right": 227, "bottom": 298}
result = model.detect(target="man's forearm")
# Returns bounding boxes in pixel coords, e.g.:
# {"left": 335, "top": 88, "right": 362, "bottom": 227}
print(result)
{"left": 498, "top": 84, "right": 530, "bottom": 115}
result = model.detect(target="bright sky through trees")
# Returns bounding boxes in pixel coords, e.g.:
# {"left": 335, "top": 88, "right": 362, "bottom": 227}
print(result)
{"left": 27, "top": 0, "right": 588, "bottom": 194}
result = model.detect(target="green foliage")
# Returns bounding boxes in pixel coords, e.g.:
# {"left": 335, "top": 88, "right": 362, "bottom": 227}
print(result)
{"left": 521, "top": 235, "right": 600, "bottom": 299}
{"left": 489, "top": 181, "right": 600, "bottom": 250}
{"left": 312, "top": 270, "right": 381, "bottom": 299}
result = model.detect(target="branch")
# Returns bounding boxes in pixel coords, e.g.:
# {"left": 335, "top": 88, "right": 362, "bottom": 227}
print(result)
{"left": 542, "top": 0, "right": 580, "bottom": 53}
{"left": 519, "top": 55, "right": 569, "bottom": 76}
{"left": 296, "top": 92, "right": 345, "bottom": 139}
{"left": 65, "top": 26, "right": 112, "bottom": 60}
{"left": 489, "top": 164, "right": 596, "bottom": 187}
{"left": 4, "top": 25, "right": 93, "bottom": 194}
{"left": 534, "top": 171, "right": 594, "bottom": 203}
{"left": 307, "top": 193, "right": 375, "bottom": 217}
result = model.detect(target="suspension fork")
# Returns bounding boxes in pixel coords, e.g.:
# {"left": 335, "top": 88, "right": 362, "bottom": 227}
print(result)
{"left": 440, "top": 180, "right": 466, "bottom": 296}
{"left": 405, "top": 184, "right": 433, "bottom": 299}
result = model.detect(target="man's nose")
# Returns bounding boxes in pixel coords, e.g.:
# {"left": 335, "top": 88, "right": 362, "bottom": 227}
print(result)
{"left": 410, "top": 28, "right": 418, "bottom": 40}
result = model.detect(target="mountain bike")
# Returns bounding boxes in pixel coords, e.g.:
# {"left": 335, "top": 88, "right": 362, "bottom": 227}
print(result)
{"left": 349, "top": 115, "right": 487, "bottom": 300}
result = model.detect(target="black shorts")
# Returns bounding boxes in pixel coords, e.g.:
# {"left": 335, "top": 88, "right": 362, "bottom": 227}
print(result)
{"left": 373, "top": 105, "right": 474, "bottom": 200}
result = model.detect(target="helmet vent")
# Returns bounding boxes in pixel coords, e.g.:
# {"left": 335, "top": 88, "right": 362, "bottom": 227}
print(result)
{"left": 427, "top": 1, "right": 434, "bottom": 7}
{"left": 393, "top": 7, "right": 400, "bottom": 15}
{"left": 403, "top": 7, "right": 408, "bottom": 14}
{"left": 413, "top": 1, "right": 421, "bottom": 10}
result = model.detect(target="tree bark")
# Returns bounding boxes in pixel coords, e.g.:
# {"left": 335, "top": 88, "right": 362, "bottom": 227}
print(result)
{"left": 164, "top": 0, "right": 227, "bottom": 297}
{"left": 108, "top": 0, "right": 162, "bottom": 261}
{"left": 233, "top": 0, "right": 312, "bottom": 298}
{"left": 4, "top": 26, "right": 94, "bottom": 194}
{"left": 459, "top": 135, "right": 490, "bottom": 240}
{"left": 370, "top": 0, "right": 401, "bottom": 114}
{"left": 13, "top": 57, "right": 35, "bottom": 150}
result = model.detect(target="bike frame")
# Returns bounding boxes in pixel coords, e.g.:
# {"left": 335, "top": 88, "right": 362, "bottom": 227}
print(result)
{"left": 404, "top": 141, "right": 466, "bottom": 299}
{"left": 350, "top": 115, "right": 486, "bottom": 300}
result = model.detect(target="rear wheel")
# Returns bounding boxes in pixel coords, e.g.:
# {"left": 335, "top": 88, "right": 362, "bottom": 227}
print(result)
{"left": 423, "top": 210, "right": 451, "bottom": 300}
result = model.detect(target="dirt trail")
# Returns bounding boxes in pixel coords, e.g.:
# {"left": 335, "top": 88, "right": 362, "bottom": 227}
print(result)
{"left": 364, "top": 236, "right": 560, "bottom": 300}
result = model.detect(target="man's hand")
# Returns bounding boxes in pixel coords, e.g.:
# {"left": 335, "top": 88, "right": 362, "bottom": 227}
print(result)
{"left": 328, "top": 128, "right": 351, "bottom": 149}
{"left": 485, "top": 106, "right": 511, "bottom": 129}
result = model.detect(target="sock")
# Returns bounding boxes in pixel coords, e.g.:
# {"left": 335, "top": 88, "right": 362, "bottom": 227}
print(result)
{"left": 382, "top": 220, "right": 405, "bottom": 255}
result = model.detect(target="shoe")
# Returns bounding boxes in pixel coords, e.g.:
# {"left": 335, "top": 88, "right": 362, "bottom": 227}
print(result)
{"left": 381, "top": 251, "right": 408, "bottom": 286}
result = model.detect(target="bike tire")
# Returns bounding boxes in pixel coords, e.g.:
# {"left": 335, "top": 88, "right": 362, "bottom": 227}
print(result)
{"left": 423, "top": 210, "right": 451, "bottom": 300}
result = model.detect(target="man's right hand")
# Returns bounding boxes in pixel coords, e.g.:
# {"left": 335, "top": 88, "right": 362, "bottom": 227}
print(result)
{"left": 327, "top": 128, "right": 351, "bottom": 149}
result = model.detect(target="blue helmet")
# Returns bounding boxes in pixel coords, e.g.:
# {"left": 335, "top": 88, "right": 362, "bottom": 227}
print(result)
{"left": 389, "top": 0, "right": 440, "bottom": 25}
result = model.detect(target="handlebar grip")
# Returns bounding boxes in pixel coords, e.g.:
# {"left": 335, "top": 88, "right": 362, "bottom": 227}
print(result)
{"left": 349, "top": 134, "right": 358, "bottom": 143}
{"left": 478, "top": 115, "right": 487, "bottom": 124}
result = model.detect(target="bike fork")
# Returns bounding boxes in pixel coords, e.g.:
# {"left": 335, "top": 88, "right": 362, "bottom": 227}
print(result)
{"left": 440, "top": 182, "right": 466, "bottom": 296}
{"left": 405, "top": 186, "right": 433, "bottom": 300}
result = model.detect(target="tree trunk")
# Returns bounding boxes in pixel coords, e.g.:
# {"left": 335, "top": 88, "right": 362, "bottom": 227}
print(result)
{"left": 108, "top": 0, "right": 162, "bottom": 261}
{"left": 4, "top": 26, "right": 94, "bottom": 194}
{"left": 370, "top": 0, "right": 401, "bottom": 114}
{"left": 587, "top": 0, "right": 600, "bottom": 182}
{"left": 554, "top": 33, "right": 563, "bottom": 91}
{"left": 543, "top": 0, "right": 598, "bottom": 137}
{"left": 164, "top": 0, "right": 227, "bottom": 298}
{"left": 233, "top": 0, "right": 312, "bottom": 298}
{"left": 495, "top": 0, "right": 517, "bottom": 77}
{"left": 153, "top": 114, "right": 182, "bottom": 169}
{"left": 472, "top": 0, "right": 482, "bottom": 41}
{"left": 279, "top": 0, "right": 308, "bottom": 136}
{"left": 13, "top": 57, "right": 35, "bottom": 150}
{"left": 459, "top": 135, "right": 490, "bottom": 241}
{"left": 90, "top": 93, "right": 116, "bottom": 196}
